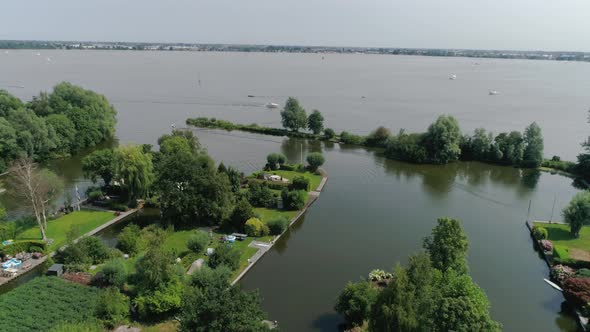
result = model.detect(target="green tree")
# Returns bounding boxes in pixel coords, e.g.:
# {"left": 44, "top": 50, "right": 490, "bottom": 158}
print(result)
{"left": 522, "top": 122, "right": 544, "bottom": 168}
{"left": 431, "top": 270, "right": 501, "bottom": 332}
{"left": 0, "top": 117, "right": 21, "bottom": 171}
{"left": 423, "top": 115, "right": 462, "bottom": 164}
{"left": 307, "top": 109, "right": 324, "bottom": 135}
{"left": 6, "top": 108, "right": 55, "bottom": 159}
{"left": 266, "top": 153, "right": 281, "bottom": 170}
{"left": 335, "top": 281, "right": 378, "bottom": 326}
{"left": 385, "top": 130, "right": 428, "bottom": 163}
{"left": 45, "top": 114, "right": 76, "bottom": 155}
{"left": 187, "top": 230, "right": 210, "bottom": 254}
{"left": 116, "top": 224, "right": 144, "bottom": 255}
{"left": 0, "top": 90, "right": 24, "bottom": 117}
{"left": 95, "top": 287, "right": 129, "bottom": 328}
{"left": 306, "top": 152, "right": 325, "bottom": 171}
{"left": 423, "top": 217, "right": 468, "bottom": 274}
{"left": 244, "top": 218, "right": 270, "bottom": 237}
{"left": 209, "top": 243, "right": 240, "bottom": 270}
{"left": 469, "top": 128, "right": 493, "bottom": 160}
{"left": 229, "top": 198, "right": 255, "bottom": 231}
{"left": 134, "top": 245, "right": 177, "bottom": 291}
{"left": 82, "top": 149, "right": 115, "bottom": 186}
{"left": 180, "top": 267, "right": 270, "bottom": 332}
{"left": 99, "top": 259, "right": 128, "bottom": 289}
{"left": 366, "top": 126, "right": 392, "bottom": 147}
{"left": 280, "top": 97, "right": 307, "bottom": 132}
{"left": 155, "top": 134, "right": 235, "bottom": 226}
{"left": 114, "top": 145, "right": 155, "bottom": 202}
{"left": 563, "top": 191, "right": 590, "bottom": 237}
{"left": 247, "top": 182, "right": 275, "bottom": 208}
{"left": 324, "top": 128, "right": 336, "bottom": 139}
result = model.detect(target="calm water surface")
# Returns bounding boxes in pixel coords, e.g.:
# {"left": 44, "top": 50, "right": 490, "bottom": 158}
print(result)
{"left": 0, "top": 51, "right": 587, "bottom": 331}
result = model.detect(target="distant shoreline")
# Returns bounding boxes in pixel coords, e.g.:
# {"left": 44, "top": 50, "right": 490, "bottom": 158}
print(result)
{"left": 1, "top": 40, "right": 589, "bottom": 63}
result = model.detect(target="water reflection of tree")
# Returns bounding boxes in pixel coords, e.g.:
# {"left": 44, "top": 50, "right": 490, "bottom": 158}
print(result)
{"left": 379, "top": 155, "right": 540, "bottom": 197}
{"left": 273, "top": 215, "right": 306, "bottom": 255}
{"left": 280, "top": 138, "right": 323, "bottom": 163}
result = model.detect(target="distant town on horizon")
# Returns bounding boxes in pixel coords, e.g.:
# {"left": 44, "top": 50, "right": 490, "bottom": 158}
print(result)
{"left": 1, "top": 39, "right": 589, "bottom": 62}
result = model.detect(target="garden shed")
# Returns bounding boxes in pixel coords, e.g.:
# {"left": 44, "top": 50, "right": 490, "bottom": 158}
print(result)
{"left": 46, "top": 264, "right": 64, "bottom": 277}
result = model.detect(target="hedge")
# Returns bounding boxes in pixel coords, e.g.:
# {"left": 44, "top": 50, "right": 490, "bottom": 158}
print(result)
{"left": 553, "top": 246, "right": 570, "bottom": 259}
{"left": 0, "top": 240, "right": 47, "bottom": 255}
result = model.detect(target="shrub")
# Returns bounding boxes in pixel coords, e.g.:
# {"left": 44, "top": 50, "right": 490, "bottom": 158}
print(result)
{"left": 340, "top": 131, "right": 365, "bottom": 145}
{"left": 57, "top": 236, "right": 110, "bottom": 266}
{"left": 335, "top": 281, "right": 378, "bottom": 326}
{"left": 95, "top": 287, "right": 130, "bottom": 328}
{"left": 267, "top": 217, "right": 289, "bottom": 235}
{"left": 576, "top": 268, "right": 590, "bottom": 278}
{"left": 244, "top": 218, "right": 270, "bottom": 237}
{"left": 208, "top": 244, "right": 240, "bottom": 270}
{"left": 247, "top": 182, "right": 275, "bottom": 208}
{"left": 98, "top": 259, "right": 128, "bottom": 289}
{"left": 0, "top": 240, "right": 47, "bottom": 256}
{"left": 550, "top": 264, "right": 575, "bottom": 283}
{"left": 324, "top": 128, "right": 336, "bottom": 139}
{"left": 280, "top": 164, "right": 295, "bottom": 171}
{"left": 88, "top": 190, "right": 104, "bottom": 202}
{"left": 77, "top": 236, "right": 110, "bottom": 264}
{"left": 229, "top": 198, "right": 254, "bottom": 231}
{"left": 553, "top": 258, "right": 590, "bottom": 269}
{"left": 266, "top": 153, "right": 281, "bottom": 170}
{"left": 117, "top": 224, "right": 143, "bottom": 255}
{"left": 187, "top": 231, "right": 210, "bottom": 254}
{"left": 281, "top": 189, "right": 307, "bottom": 210}
{"left": 306, "top": 152, "right": 325, "bottom": 171}
{"left": 540, "top": 239, "right": 553, "bottom": 252}
{"left": 553, "top": 246, "right": 570, "bottom": 259}
{"left": 0, "top": 221, "right": 17, "bottom": 242}
{"left": 532, "top": 225, "right": 548, "bottom": 240}
{"left": 109, "top": 202, "right": 128, "bottom": 212}
{"left": 134, "top": 278, "right": 184, "bottom": 319}
{"left": 290, "top": 175, "right": 310, "bottom": 191}
{"left": 563, "top": 278, "right": 590, "bottom": 311}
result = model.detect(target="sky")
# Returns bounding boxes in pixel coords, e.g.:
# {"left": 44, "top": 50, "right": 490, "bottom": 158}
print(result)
{"left": 2, "top": 0, "right": 590, "bottom": 51}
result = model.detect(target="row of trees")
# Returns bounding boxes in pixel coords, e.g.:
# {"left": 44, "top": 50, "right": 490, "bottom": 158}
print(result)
{"left": 280, "top": 97, "right": 325, "bottom": 134}
{"left": 0, "top": 83, "right": 117, "bottom": 171}
{"left": 335, "top": 217, "right": 501, "bottom": 331}
{"left": 381, "top": 116, "right": 544, "bottom": 166}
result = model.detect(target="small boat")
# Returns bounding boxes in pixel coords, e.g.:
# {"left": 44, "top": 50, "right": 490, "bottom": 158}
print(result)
{"left": 544, "top": 278, "right": 563, "bottom": 292}
{"left": 449, "top": 74, "right": 457, "bottom": 80}
{"left": 265, "top": 102, "right": 279, "bottom": 109}
{"left": 247, "top": 95, "right": 255, "bottom": 98}
{"left": 489, "top": 90, "right": 499, "bottom": 95}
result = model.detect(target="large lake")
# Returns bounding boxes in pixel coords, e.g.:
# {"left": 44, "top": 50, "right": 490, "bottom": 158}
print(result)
{"left": 1, "top": 50, "right": 588, "bottom": 331}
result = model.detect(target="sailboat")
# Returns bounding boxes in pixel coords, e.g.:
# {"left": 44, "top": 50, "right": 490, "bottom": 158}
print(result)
{"left": 449, "top": 74, "right": 457, "bottom": 80}
{"left": 544, "top": 278, "right": 563, "bottom": 292}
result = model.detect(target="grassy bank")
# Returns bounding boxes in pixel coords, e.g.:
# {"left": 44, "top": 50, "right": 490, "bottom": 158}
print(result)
{"left": 534, "top": 222, "right": 590, "bottom": 261}
{"left": 16, "top": 210, "right": 115, "bottom": 251}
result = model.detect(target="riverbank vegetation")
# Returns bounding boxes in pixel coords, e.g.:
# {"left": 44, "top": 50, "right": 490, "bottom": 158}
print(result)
{"left": 0, "top": 82, "right": 117, "bottom": 172}
{"left": 187, "top": 97, "right": 545, "bottom": 169}
{"left": 335, "top": 217, "right": 501, "bottom": 331}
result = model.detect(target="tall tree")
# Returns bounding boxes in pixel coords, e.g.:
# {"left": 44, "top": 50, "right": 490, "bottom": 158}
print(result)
{"left": 82, "top": 149, "right": 116, "bottom": 185}
{"left": 307, "top": 109, "right": 324, "bottom": 135}
{"left": 35, "top": 169, "right": 64, "bottom": 230}
{"left": 280, "top": 97, "right": 307, "bottom": 132}
{"left": 7, "top": 159, "right": 46, "bottom": 240}
{"left": 469, "top": 128, "right": 493, "bottom": 160}
{"left": 423, "top": 115, "right": 462, "bottom": 164}
{"left": 522, "top": 122, "right": 544, "bottom": 168}
{"left": 563, "top": 191, "right": 590, "bottom": 237}
{"left": 423, "top": 217, "right": 469, "bottom": 274}
{"left": 114, "top": 145, "right": 154, "bottom": 202}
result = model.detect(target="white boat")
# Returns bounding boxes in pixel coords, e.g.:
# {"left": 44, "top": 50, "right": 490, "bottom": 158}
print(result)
{"left": 544, "top": 278, "right": 563, "bottom": 292}
{"left": 489, "top": 90, "right": 499, "bottom": 95}
{"left": 265, "top": 102, "right": 279, "bottom": 109}
{"left": 449, "top": 74, "right": 457, "bottom": 80}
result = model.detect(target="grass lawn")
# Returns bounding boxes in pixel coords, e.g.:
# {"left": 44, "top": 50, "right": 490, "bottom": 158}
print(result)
{"left": 16, "top": 210, "right": 114, "bottom": 251}
{"left": 254, "top": 207, "right": 298, "bottom": 223}
{"left": 266, "top": 169, "right": 323, "bottom": 191}
{"left": 534, "top": 222, "right": 590, "bottom": 261}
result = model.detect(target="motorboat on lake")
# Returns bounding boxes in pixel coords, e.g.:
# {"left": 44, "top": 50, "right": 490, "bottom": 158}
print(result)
{"left": 489, "top": 90, "right": 499, "bottom": 95}
{"left": 266, "top": 102, "right": 279, "bottom": 109}
{"left": 449, "top": 74, "right": 457, "bottom": 80}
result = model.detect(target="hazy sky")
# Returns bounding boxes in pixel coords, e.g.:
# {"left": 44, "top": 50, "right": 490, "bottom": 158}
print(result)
{"left": 2, "top": 0, "right": 590, "bottom": 51}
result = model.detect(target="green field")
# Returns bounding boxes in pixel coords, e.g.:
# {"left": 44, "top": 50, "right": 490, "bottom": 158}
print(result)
{"left": 0, "top": 277, "right": 99, "bottom": 332}
{"left": 254, "top": 207, "right": 298, "bottom": 224}
{"left": 534, "top": 222, "right": 590, "bottom": 260}
{"left": 16, "top": 210, "right": 114, "bottom": 251}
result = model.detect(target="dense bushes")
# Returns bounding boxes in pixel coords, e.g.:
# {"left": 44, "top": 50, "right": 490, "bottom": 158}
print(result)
{"left": 116, "top": 224, "right": 143, "bottom": 255}
{"left": 281, "top": 189, "right": 307, "bottom": 210}
{"left": 247, "top": 182, "right": 276, "bottom": 208}
{"left": 244, "top": 218, "right": 269, "bottom": 237}
{"left": 95, "top": 287, "right": 129, "bottom": 328}
{"left": 208, "top": 244, "right": 240, "bottom": 270}
{"left": 306, "top": 152, "right": 325, "bottom": 171}
{"left": 563, "top": 278, "right": 590, "bottom": 314}
{"left": 0, "top": 240, "right": 47, "bottom": 256}
{"left": 290, "top": 175, "right": 310, "bottom": 191}
{"left": 553, "top": 246, "right": 569, "bottom": 259}
{"left": 57, "top": 236, "right": 113, "bottom": 270}
{"left": 187, "top": 231, "right": 210, "bottom": 253}
{"left": 542, "top": 159, "right": 576, "bottom": 173}
{"left": 335, "top": 281, "right": 379, "bottom": 326}
{"left": 532, "top": 225, "right": 548, "bottom": 240}
{"left": 0, "top": 83, "right": 117, "bottom": 172}
{"left": 267, "top": 216, "right": 289, "bottom": 235}
{"left": 550, "top": 264, "right": 575, "bottom": 282}
{"left": 96, "top": 258, "right": 128, "bottom": 289}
